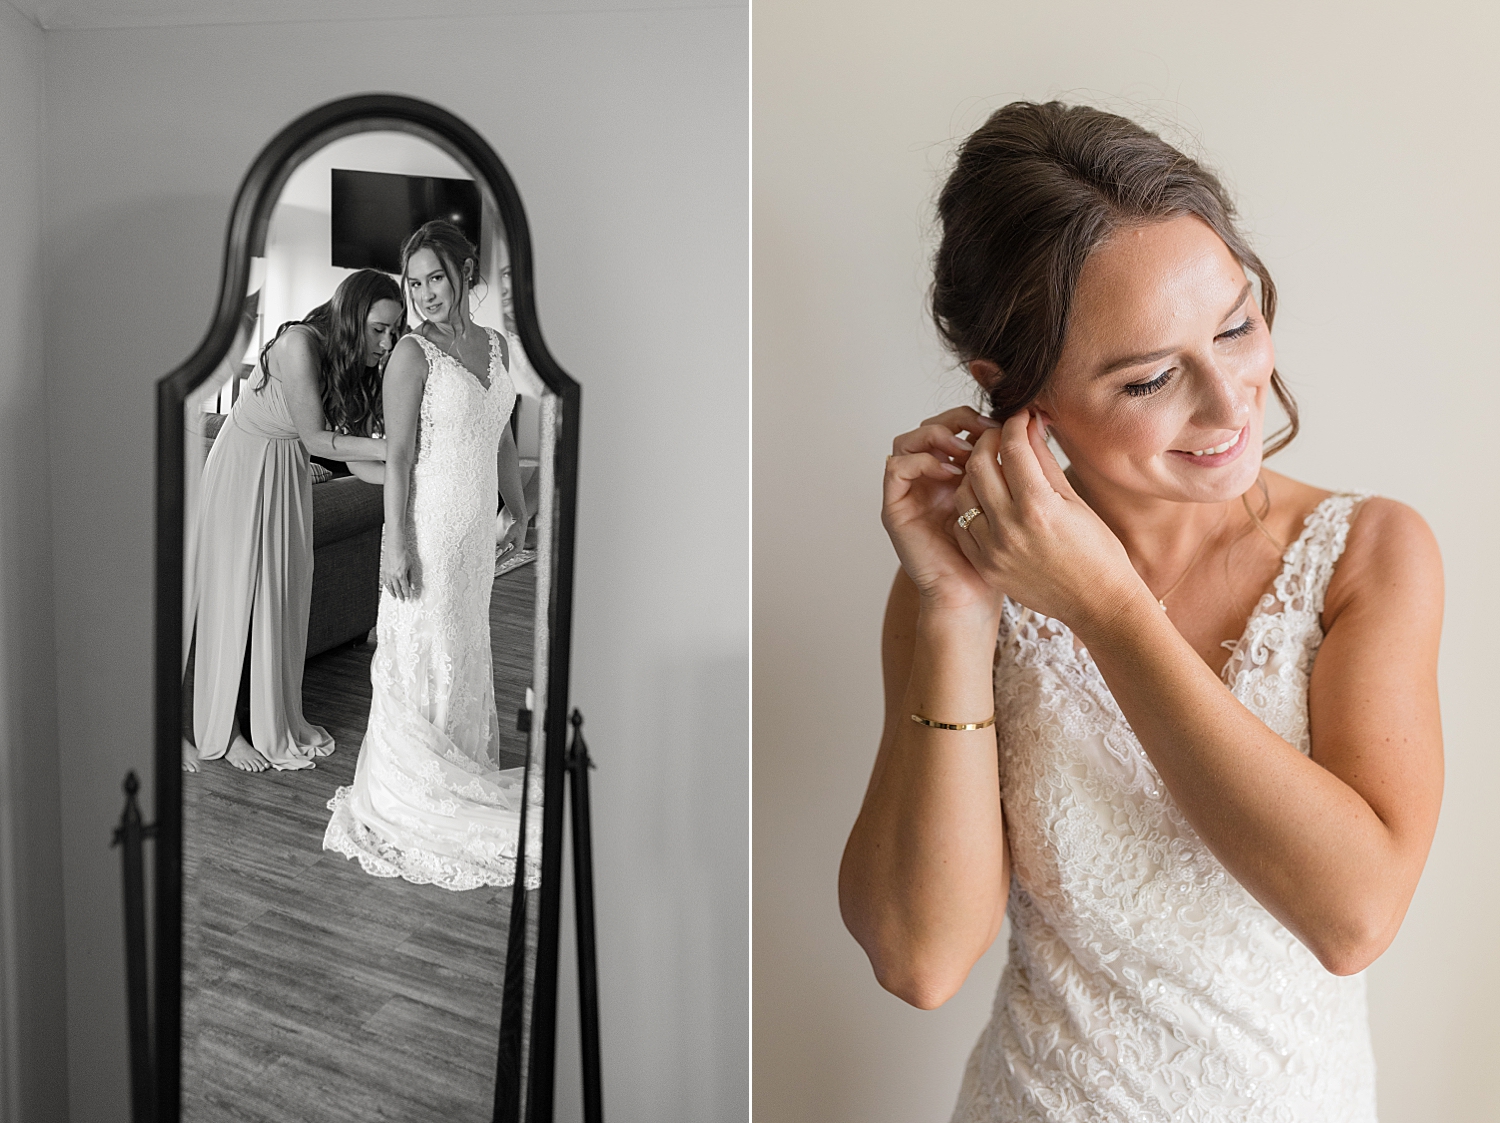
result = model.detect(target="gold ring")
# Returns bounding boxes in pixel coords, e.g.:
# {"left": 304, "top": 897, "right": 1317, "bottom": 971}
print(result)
{"left": 957, "top": 506, "right": 983, "bottom": 530}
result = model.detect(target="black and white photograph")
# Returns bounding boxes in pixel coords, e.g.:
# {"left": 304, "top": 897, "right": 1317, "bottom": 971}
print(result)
{"left": 176, "top": 117, "right": 561, "bottom": 1121}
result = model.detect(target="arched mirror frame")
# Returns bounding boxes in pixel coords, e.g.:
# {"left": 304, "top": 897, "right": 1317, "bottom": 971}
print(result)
{"left": 152, "top": 93, "right": 580, "bottom": 1121}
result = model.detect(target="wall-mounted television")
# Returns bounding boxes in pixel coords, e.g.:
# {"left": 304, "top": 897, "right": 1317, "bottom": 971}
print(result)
{"left": 330, "top": 168, "right": 482, "bottom": 275}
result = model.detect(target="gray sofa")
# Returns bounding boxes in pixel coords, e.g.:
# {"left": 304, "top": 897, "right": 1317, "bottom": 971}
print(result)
{"left": 202, "top": 413, "right": 383, "bottom": 658}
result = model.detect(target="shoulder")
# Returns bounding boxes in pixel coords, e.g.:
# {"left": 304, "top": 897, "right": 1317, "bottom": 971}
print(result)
{"left": 383, "top": 333, "right": 431, "bottom": 390}
{"left": 1325, "top": 494, "right": 1442, "bottom": 629}
{"left": 267, "top": 324, "right": 322, "bottom": 388}
{"left": 1258, "top": 471, "right": 1333, "bottom": 545}
{"left": 269, "top": 323, "right": 320, "bottom": 365}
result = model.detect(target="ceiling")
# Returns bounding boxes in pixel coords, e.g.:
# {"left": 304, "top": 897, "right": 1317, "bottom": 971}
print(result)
{"left": 8, "top": 0, "right": 733, "bottom": 31}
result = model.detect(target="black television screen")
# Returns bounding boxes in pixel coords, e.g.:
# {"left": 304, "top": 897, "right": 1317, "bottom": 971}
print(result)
{"left": 330, "top": 168, "right": 482, "bottom": 275}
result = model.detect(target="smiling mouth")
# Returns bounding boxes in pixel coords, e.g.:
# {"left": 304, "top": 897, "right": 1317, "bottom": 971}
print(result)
{"left": 1183, "top": 430, "right": 1243, "bottom": 456}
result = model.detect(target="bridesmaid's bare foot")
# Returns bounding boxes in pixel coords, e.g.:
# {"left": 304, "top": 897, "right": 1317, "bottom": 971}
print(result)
{"left": 225, "top": 735, "right": 269, "bottom": 772}
{"left": 182, "top": 739, "right": 199, "bottom": 773}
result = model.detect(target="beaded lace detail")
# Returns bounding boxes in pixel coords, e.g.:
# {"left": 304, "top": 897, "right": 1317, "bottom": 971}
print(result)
{"left": 325, "top": 328, "right": 541, "bottom": 891}
{"left": 952, "top": 493, "right": 1377, "bottom": 1123}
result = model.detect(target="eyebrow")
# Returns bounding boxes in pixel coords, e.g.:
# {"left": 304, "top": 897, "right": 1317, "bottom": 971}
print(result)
{"left": 1095, "top": 282, "right": 1253, "bottom": 377}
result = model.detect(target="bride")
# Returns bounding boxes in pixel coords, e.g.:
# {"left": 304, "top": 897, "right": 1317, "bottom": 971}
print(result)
{"left": 840, "top": 102, "right": 1443, "bottom": 1120}
{"left": 324, "top": 219, "right": 538, "bottom": 891}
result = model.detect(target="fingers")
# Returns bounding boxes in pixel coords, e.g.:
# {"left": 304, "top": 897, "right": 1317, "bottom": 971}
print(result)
{"left": 987, "top": 411, "right": 1055, "bottom": 503}
{"left": 883, "top": 452, "right": 964, "bottom": 515}
{"left": 885, "top": 450, "right": 964, "bottom": 485}
{"left": 1028, "top": 413, "right": 1077, "bottom": 499}
{"left": 383, "top": 566, "right": 414, "bottom": 600}
{"left": 891, "top": 422, "right": 979, "bottom": 463}
{"left": 962, "top": 424, "right": 1015, "bottom": 514}
{"left": 953, "top": 475, "right": 979, "bottom": 519}
{"left": 917, "top": 405, "right": 1002, "bottom": 438}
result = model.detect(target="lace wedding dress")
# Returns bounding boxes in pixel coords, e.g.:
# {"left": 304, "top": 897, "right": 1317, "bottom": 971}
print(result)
{"left": 952, "top": 493, "right": 1378, "bottom": 1122}
{"left": 324, "top": 327, "right": 540, "bottom": 891}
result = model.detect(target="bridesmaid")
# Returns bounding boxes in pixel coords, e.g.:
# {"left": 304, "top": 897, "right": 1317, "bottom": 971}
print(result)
{"left": 185, "top": 269, "right": 404, "bottom": 772}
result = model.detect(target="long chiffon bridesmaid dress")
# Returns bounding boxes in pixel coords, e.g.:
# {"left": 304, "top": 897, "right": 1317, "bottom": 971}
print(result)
{"left": 187, "top": 353, "right": 334, "bottom": 769}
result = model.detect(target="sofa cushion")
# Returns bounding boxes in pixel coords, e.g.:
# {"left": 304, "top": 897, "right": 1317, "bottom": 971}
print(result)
{"left": 312, "top": 475, "right": 384, "bottom": 549}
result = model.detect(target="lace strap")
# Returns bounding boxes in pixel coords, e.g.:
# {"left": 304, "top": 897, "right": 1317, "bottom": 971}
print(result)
{"left": 407, "top": 331, "right": 443, "bottom": 366}
{"left": 1270, "top": 491, "right": 1372, "bottom": 617}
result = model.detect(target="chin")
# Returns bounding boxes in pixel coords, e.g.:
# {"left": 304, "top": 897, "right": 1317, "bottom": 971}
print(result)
{"left": 1179, "top": 453, "right": 1263, "bottom": 502}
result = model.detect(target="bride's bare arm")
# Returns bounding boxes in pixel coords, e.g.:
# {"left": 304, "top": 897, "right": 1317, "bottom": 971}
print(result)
{"left": 496, "top": 425, "right": 526, "bottom": 517}
{"left": 379, "top": 336, "right": 427, "bottom": 600}
{"left": 839, "top": 574, "right": 1010, "bottom": 1009}
{"left": 273, "top": 327, "right": 387, "bottom": 462}
{"left": 495, "top": 425, "right": 527, "bottom": 552}
{"left": 840, "top": 406, "right": 1010, "bottom": 1010}
{"left": 1077, "top": 498, "right": 1443, "bottom": 975}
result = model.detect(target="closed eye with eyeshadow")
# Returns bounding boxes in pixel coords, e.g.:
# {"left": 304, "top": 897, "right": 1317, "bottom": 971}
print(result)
{"left": 1123, "top": 316, "right": 1260, "bottom": 398}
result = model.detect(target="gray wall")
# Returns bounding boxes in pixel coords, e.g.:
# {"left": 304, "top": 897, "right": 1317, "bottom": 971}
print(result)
{"left": 754, "top": 1, "right": 1500, "bottom": 1120}
{"left": 39, "top": 11, "right": 746, "bottom": 1121}
{"left": 0, "top": 7, "right": 68, "bottom": 1123}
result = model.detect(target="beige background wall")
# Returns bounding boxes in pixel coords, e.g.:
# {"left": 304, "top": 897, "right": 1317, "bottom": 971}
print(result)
{"left": 23, "top": 7, "right": 746, "bottom": 1121}
{"left": 0, "top": 7, "right": 67, "bottom": 1123}
{"left": 754, "top": 2, "right": 1500, "bottom": 1120}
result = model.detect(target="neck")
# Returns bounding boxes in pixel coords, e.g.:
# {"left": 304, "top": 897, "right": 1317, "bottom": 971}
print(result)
{"left": 429, "top": 299, "right": 474, "bottom": 339}
{"left": 1068, "top": 468, "right": 1249, "bottom": 588}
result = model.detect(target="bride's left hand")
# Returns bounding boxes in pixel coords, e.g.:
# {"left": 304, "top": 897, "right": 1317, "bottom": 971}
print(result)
{"left": 953, "top": 410, "right": 1144, "bottom": 633}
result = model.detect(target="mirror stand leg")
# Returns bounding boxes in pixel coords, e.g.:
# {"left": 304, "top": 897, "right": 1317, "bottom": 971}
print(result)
{"left": 112, "top": 770, "right": 157, "bottom": 1122}
{"left": 566, "top": 710, "right": 604, "bottom": 1123}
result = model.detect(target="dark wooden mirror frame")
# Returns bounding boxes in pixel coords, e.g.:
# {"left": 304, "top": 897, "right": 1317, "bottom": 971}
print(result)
{"left": 152, "top": 93, "right": 581, "bottom": 1122}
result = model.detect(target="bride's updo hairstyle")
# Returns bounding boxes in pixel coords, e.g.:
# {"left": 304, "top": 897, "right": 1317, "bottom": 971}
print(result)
{"left": 932, "top": 101, "right": 1298, "bottom": 455}
{"left": 399, "top": 218, "right": 484, "bottom": 321}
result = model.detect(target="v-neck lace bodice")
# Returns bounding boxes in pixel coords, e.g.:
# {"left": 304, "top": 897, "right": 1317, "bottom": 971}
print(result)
{"left": 420, "top": 323, "right": 501, "bottom": 389}
{"left": 953, "top": 492, "right": 1377, "bottom": 1123}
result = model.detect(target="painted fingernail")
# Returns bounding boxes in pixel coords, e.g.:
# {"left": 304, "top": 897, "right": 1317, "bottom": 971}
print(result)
{"left": 952, "top": 437, "right": 974, "bottom": 451}
{"left": 941, "top": 463, "right": 963, "bottom": 475}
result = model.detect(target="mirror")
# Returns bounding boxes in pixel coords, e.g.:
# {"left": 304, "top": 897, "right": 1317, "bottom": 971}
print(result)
{"left": 154, "top": 97, "right": 580, "bottom": 1123}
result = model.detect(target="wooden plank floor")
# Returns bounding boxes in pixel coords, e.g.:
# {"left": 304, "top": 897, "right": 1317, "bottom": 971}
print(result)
{"left": 183, "top": 562, "right": 540, "bottom": 1122}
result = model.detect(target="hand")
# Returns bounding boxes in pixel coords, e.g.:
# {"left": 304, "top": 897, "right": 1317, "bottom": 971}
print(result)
{"left": 182, "top": 739, "right": 199, "bottom": 774}
{"left": 382, "top": 537, "right": 418, "bottom": 600}
{"left": 497, "top": 518, "right": 526, "bottom": 558}
{"left": 951, "top": 411, "right": 1143, "bottom": 634}
{"left": 882, "top": 406, "right": 1004, "bottom": 617}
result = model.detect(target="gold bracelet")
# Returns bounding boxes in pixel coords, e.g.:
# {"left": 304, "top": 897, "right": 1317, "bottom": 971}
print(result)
{"left": 910, "top": 712, "right": 995, "bottom": 731}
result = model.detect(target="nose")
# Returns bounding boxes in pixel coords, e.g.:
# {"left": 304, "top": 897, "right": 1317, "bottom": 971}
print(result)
{"left": 1191, "top": 360, "right": 1251, "bottom": 432}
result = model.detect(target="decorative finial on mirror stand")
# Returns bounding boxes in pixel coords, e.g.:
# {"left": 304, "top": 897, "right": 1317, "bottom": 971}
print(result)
{"left": 114, "top": 768, "right": 156, "bottom": 1120}
{"left": 567, "top": 708, "right": 595, "bottom": 771}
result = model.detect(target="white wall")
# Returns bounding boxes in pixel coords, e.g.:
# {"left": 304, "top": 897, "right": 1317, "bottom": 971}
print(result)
{"left": 42, "top": 9, "right": 746, "bottom": 1121}
{"left": 0, "top": 7, "right": 68, "bottom": 1123}
{"left": 754, "top": 2, "right": 1500, "bottom": 1121}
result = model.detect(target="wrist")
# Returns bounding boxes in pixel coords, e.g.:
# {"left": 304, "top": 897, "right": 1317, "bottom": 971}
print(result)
{"left": 1071, "top": 582, "right": 1161, "bottom": 650}
{"left": 914, "top": 601, "right": 1003, "bottom": 653}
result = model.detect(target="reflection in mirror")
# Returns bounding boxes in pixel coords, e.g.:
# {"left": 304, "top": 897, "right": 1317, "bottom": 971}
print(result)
{"left": 177, "top": 128, "right": 553, "bottom": 1120}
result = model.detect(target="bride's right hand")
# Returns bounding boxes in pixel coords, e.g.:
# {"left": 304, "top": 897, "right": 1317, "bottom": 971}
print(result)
{"left": 382, "top": 538, "right": 417, "bottom": 600}
{"left": 882, "top": 406, "right": 1003, "bottom": 617}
